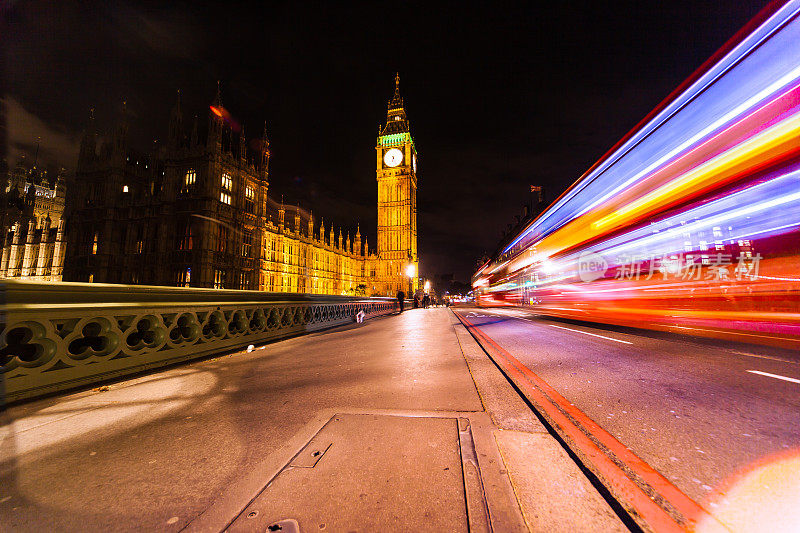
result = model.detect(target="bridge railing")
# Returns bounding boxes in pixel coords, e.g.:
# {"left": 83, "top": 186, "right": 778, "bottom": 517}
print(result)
{"left": 0, "top": 281, "right": 398, "bottom": 405}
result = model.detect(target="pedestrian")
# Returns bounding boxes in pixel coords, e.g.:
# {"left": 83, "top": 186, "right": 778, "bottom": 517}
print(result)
{"left": 422, "top": 294, "right": 430, "bottom": 308}
{"left": 397, "top": 289, "right": 405, "bottom": 312}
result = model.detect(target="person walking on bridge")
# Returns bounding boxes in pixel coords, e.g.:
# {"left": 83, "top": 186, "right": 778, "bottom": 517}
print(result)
{"left": 396, "top": 289, "right": 405, "bottom": 313}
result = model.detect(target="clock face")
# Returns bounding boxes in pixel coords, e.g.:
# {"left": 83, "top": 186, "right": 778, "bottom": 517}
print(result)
{"left": 384, "top": 148, "right": 403, "bottom": 168}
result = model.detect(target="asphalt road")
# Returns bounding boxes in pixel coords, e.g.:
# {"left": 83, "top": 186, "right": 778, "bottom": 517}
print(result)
{"left": 456, "top": 305, "right": 800, "bottom": 506}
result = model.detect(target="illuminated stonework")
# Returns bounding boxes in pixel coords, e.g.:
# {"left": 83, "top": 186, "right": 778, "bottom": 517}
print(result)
{"left": 375, "top": 73, "right": 419, "bottom": 296}
{"left": 63, "top": 77, "right": 418, "bottom": 297}
{"left": 0, "top": 162, "right": 67, "bottom": 281}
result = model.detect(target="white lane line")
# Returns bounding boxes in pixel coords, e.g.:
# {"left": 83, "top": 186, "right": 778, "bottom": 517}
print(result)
{"left": 746, "top": 370, "right": 800, "bottom": 384}
{"left": 548, "top": 324, "right": 633, "bottom": 344}
{"left": 731, "top": 351, "right": 799, "bottom": 365}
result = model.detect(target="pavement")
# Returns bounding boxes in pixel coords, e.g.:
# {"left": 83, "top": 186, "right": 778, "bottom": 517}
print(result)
{"left": 454, "top": 306, "right": 800, "bottom": 532}
{"left": 0, "top": 307, "right": 625, "bottom": 532}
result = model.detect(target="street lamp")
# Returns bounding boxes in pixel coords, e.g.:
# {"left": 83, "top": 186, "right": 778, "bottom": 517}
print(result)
{"left": 405, "top": 263, "right": 415, "bottom": 299}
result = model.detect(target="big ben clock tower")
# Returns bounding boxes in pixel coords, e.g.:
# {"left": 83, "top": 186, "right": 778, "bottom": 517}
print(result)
{"left": 376, "top": 73, "right": 418, "bottom": 296}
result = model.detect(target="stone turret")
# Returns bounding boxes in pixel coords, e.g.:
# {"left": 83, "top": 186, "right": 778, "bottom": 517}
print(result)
{"left": 78, "top": 108, "right": 97, "bottom": 168}
{"left": 261, "top": 121, "right": 270, "bottom": 181}
{"left": 207, "top": 82, "right": 224, "bottom": 153}
{"left": 112, "top": 100, "right": 129, "bottom": 160}
{"left": 168, "top": 90, "right": 184, "bottom": 152}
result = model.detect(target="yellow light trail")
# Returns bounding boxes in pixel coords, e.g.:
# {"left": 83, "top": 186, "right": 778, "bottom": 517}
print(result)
{"left": 593, "top": 110, "right": 800, "bottom": 230}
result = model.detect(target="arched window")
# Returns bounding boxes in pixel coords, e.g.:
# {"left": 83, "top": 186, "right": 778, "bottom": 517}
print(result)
{"left": 220, "top": 172, "right": 233, "bottom": 204}
{"left": 244, "top": 184, "right": 255, "bottom": 213}
{"left": 184, "top": 169, "right": 196, "bottom": 191}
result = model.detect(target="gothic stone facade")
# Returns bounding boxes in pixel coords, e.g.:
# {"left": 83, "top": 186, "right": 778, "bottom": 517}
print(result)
{"left": 0, "top": 162, "right": 67, "bottom": 281}
{"left": 64, "top": 78, "right": 417, "bottom": 296}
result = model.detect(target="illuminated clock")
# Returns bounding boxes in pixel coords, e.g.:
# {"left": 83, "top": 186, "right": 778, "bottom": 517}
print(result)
{"left": 384, "top": 148, "right": 403, "bottom": 167}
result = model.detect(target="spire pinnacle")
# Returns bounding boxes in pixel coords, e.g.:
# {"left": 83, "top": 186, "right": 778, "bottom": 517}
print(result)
{"left": 260, "top": 120, "right": 270, "bottom": 176}
{"left": 382, "top": 72, "right": 408, "bottom": 135}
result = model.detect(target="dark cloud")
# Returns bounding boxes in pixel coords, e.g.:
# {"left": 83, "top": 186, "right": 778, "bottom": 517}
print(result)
{"left": 4, "top": 96, "right": 80, "bottom": 168}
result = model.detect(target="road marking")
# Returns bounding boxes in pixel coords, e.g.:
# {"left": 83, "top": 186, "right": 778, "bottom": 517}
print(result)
{"left": 548, "top": 324, "right": 633, "bottom": 344}
{"left": 731, "top": 351, "right": 799, "bottom": 365}
{"left": 747, "top": 370, "right": 800, "bottom": 384}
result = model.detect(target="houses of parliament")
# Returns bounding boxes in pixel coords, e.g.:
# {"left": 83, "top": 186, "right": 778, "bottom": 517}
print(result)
{"left": 60, "top": 75, "right": 419, "bottom": 296}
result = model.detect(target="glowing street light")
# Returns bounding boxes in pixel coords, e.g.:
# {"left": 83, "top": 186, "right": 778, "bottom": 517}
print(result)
{"left": 424, "top": 280, "right": 431, "bottom": 293}
{"left": 405, "top": 263, "right": 415, "bottom": 278}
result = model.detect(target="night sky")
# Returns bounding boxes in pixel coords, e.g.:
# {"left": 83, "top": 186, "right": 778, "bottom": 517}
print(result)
{"left": 2, "top": 0, "right": 767, "bottom": 282}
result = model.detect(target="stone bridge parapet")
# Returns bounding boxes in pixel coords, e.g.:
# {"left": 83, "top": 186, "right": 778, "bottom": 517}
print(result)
{"left": 0, "top": 281, "right": 398, "bottom": 405}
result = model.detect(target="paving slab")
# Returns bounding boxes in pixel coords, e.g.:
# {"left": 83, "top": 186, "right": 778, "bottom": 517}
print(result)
{"left": 450, "top": 315, "right": 545, "bottom": 433}
{"left": 494, "top": 429, "right": 627, "bottom": 532}
{"left": 227, "top": 413, "right": 469, "bottom": 532}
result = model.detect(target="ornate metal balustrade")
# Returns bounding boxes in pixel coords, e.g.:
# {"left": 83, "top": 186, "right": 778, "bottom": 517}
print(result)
{"left": 0, "top": 281, "right": 398, "bottom": 405}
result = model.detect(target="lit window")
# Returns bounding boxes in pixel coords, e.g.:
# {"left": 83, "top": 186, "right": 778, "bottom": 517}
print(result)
{"left": 177, "top": 267, "right": 191, "bottom": 288}
{"left": 220, "top": 172, "right": 233, "bottom": 204}
{"left": 92, "top": 233, "right": 98, "bottom": 255}
{"left": 123, "top": 185, "right": 129, "bottom": 193}
{"left": 214, "top": 269, "right": 225, "bottom": 289}
{"left": 242, "top": 231, "right": 252, "bottom": 257}
{"left": 178, "top": 222, "right": 193, "bottom": 250}
{"left": 184, "top": 169, "right": 196, "bottom": 188}
{"left": 221, "top": 172, "right": 233, "bottom": 191}
{"left": 245, "top": 185, "right": 255, "bottom": 213}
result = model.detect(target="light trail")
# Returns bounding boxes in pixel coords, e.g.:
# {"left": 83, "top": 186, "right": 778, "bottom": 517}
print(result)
{"left": 475, "top": 1, "right": 800, "bottom": 350}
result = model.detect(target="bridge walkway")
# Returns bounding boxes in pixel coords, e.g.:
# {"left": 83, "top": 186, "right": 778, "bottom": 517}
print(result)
{"left": 0, "top": 307, "right": 623, "bottom": 532}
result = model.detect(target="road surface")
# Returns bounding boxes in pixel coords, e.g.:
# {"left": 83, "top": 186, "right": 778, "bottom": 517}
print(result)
{"left": 455, "top": 305, "right": 800, "bottom": 506}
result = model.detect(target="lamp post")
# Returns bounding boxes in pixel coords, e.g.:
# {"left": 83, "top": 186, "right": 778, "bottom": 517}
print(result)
{"left": 405, "top": 263, "right": 415, "bottom": 301}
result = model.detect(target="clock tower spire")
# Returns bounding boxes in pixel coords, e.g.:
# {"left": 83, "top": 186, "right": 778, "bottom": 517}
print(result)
{"left": 375, "top": 73, "right": 418, "bottom": 296}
